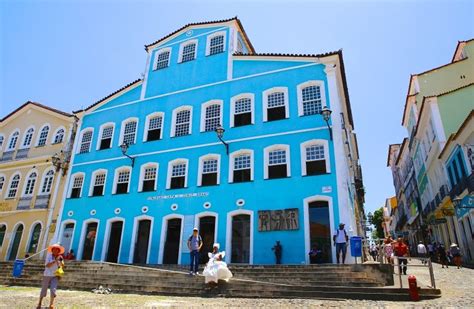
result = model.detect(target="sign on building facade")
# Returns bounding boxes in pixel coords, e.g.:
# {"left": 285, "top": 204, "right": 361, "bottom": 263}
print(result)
{"left": 258, "top": 208, "right": 299, "bottom": 232}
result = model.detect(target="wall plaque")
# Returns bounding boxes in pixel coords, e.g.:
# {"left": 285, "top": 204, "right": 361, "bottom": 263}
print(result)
{"left": 258, "top": 208, "right": 299, "bottom": 232}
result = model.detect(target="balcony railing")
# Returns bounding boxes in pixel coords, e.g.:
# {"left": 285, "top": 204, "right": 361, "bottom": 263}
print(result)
{"left": 34, "top": 194, "right": 51, "bottom": 209}
{"left": 450, "top": 172, "right": 474, "bottom": 199}
{"left": 0, "top": 150, "right": 15, "bottom": 162}
{"left": 17, "top": 197, "right": 32, "bottom": 210}
{"left": 15, "top": 148, "right": 30, "bottom": 160}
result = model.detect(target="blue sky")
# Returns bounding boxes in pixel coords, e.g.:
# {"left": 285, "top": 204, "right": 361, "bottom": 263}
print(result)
{"left": 1, "top": 0, "right": 473, "bottom": 214}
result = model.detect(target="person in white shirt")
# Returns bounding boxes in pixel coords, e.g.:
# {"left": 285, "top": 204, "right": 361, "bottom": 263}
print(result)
{"left": 417, "top": 241, "right": 427, "bottom": 264}
{"left": 37, "top": 243, "right": 65, "bottom": 309}
{"left": 333, "top": 223, "right": 349, "bottom": 264}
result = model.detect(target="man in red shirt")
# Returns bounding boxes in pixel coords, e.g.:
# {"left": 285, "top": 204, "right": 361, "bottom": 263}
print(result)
{"left": 393, "top": 237, "right": 409, "bottom": 275}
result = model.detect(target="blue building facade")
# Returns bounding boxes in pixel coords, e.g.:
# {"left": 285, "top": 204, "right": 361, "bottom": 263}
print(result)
{"left": 53, "top": 18, "right": 365, "bottom": 265}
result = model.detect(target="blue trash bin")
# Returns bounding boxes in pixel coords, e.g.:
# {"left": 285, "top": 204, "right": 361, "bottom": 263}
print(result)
{"left": 350, "top": 236, "right": 362, "bottom": 257}
{"left": 12, "top": 259, "right": 25, "bottom": 278}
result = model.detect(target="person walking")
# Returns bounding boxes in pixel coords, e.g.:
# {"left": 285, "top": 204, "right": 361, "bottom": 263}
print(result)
{"left": 427, "top": 243, "right": 434, "bottom": 261}
{"left": 417, "top": 241, "right": 428, "bottom": 264}
{"left": 449, "top": 243, "right": 462, "bottom": 269}
{"left": 370, "top": 244, "right": 378, "bottom": 261}
{"left": 393, "top": 237, "right": 409, "bottom": 275}
{"left": 187, "top": 228, "right": 203, "bottom": 276}
{"left": 437, "top": 244, "right": 449, "bottom": 268}
{"left": 37, "top": 243, "right": 65, "bottom": 309}
{"left": 383, "top": 237, "right": 394, "bottom": 264}
{"left": 333, "top": 223, "right": 349, "bottom": 264}
{"left": 271, "top": 241, "right": 283, "bottom": 264}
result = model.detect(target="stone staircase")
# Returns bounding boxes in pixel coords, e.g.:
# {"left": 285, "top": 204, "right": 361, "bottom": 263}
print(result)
{"left": 0, "top": 261, "right": 441, "bottom": 300}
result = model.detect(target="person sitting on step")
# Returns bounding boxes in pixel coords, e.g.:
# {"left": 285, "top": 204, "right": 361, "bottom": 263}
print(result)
{"left": 203, "top": 243, "right": 233, "bottom": 289}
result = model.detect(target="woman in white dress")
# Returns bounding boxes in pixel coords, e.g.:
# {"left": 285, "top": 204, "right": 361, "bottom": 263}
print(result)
{"left": 203, "top": 243, "right": 233, "bottom": 287}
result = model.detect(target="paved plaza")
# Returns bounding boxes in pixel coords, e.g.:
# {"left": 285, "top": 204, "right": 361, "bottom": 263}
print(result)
{"left": 0, "top": 262, "right": 473, "bottom": 308}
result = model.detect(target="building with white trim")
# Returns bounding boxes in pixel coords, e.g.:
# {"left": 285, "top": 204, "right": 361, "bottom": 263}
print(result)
{"left": 54, "top": 18, "right": 365, "bottom": 265}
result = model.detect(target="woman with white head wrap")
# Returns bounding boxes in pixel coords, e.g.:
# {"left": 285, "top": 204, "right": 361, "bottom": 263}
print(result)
{"left": 203, "top": 243, "right": 233, "bottom": 287}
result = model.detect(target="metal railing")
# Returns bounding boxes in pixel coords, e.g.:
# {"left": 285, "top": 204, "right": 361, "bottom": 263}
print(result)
{"left": 394, "top": 256, "right": 436, "bottom": 289}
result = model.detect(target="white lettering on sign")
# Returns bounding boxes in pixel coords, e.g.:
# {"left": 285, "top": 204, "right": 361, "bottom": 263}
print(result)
{"left": 322, "top": 186, "right": 332, "bottom": 193}
{"left": 147, "top": 192, "right": 209, "bottom": 201}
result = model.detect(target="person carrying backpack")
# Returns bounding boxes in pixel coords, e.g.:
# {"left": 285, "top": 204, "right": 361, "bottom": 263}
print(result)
{"left": 187, "top": 228, "right": 203, "bottom": 275}
{"left": 333, "top": 223, "right": 349, "bottom": 264}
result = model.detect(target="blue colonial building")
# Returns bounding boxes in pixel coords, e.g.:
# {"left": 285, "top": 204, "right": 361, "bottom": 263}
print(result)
{"left": 53, "top": 18, "right": 366, "bottom": 265}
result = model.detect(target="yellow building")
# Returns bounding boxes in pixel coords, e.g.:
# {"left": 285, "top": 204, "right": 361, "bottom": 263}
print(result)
{"left": 0, "top": 102, "right": 77, "bottom": 260}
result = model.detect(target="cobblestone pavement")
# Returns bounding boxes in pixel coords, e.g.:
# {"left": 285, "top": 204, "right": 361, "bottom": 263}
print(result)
{"left": 0, "top": 262, "right": 473, "bottom": 308}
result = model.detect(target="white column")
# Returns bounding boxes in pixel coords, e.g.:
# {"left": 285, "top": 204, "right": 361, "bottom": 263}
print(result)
{"left": 324, "top": 63, "right": 355, "bottom": 263}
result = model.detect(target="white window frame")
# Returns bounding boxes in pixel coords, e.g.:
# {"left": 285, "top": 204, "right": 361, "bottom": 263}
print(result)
{"left": 22, "top": 169, "right": 38, "bottom": 197}
{"left": 35, "top": 123, "right": 51, "bottom": 147}
{"left": 96, "top": 122, "right": 115, "bottom": 150}
{"left": 138, "top": 162, "right": 159, "bottom": 192}
{"left": 229, "top": 149, "right": 254, "bottom": 183}
{"left": 0, "top": 134, "right": 5, "bottom": 152}
{"left": 51, "top": 126, "right": 66, "bottom": 144}
{"left": 230, "top": 93, "right": 255, "bottom": 127}
{"left": 39, "top": 168, "right": 55, "bottom": 195}
{"left": 205, "top": 31, "right": 226, "bottom": 56}
{"left": 5, "top": 172, "right": 21, "bottom": 199}
{"left": 0, "top": 173, "right": 6, "bottom": 194}
{"left": 113, "top": 166, "right": 132, "bottom": 194}
{"left": 68, "top": 172, "right": 85, "bottom": 198}
{"left": 264, "top": 144, "right": 291, "bottom": 179}
{"left": 20, "top": 126, "right": 35, "bottom": 149}
{"left": 153, "top": 47, "right": 172, "bottom": 70}
{"left": 297, "top": 80, "right": 327, "bottom": 117}
{"left": 178, "top": 39, "right": 198, "bottom": 63}
{"left": 170, "top": 106, "right": 193, "bottom": 137}
{"left": 119, "top": 117, "right": 139, "bottom": 146}
{"left": 77, "top": 128, "right": 94, "bottom": 154}
{"left": 300, "top": 139, "right": 330, "bottom": 176}
{"left": 262, "top": 87, "right": 290, "bottom": 122}
{"left": 198, "top": 154, "right": 221, "bottom": 186}
{"left": 200, "top": 100, "right": 223, "bottom": 132}
{"left": 143, "top": 112, "right": 165, "bottom": 142}
{"left": 88, "top": 169, "right": 108, "bottom": 197}
{"left": 7, "top": 130, "right": 20, "bottom": 151}
{"left": 166, "top": 158, "right": 189, "bottom": 189}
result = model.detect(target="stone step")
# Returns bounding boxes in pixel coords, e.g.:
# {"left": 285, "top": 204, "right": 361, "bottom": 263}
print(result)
{"left": 0, "top": 261, "right": 441, "bottom": 301}
{"left": 0, "top": 278, "right": 440, "bottom": 301}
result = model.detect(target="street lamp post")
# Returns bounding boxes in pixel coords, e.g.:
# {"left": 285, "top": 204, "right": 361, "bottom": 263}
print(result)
{"left": 320, "top": 107, "right": 333, "bottom": 140}
{"left": 215, "top": 124, "right": 229, "bottom": 155}
{"left": 51, "top": 151, "right": 68, "bottom": 176}
{"left": 120, "top": 142, "right": 135, "bottom": 167}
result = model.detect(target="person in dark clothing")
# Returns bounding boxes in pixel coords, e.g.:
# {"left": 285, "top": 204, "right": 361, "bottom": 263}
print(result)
{"left": 438, "top": 244, "right": 449, "bottom": 268}
{"left": 272, "top": 241, "right": 282, "bottom": 264}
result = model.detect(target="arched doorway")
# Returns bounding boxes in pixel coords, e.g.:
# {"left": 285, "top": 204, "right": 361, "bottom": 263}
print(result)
{"left": 82, "top": 222, "right": 98, "bottom": 260}
{"left": 27, "top": 223, "right": 42, "bottom": 254}
{"left": 106, "top": 221, "right": 123, "bottom": 263}
{"left": 60, "top": 223, "right": 75, "bottom": 254}
{"left": 163, "top": 218, "right": 182, "bottom": 264}
{"left": 133, "top": 219, "right": 151, "bottom": 264}
{"left": 198, "top": 216, "right": 216, "bottom": 264}
{"left": 231, "top": 214, "right": 251, "bottom": 263}
{"left": 8, "top": 224, "right": 24, "bottom": 261}
{"left": 0, "top": 225, "right": 6, "bottom": 247}
{"left": 308, "top": 201, "right": 332, "bottom": 263}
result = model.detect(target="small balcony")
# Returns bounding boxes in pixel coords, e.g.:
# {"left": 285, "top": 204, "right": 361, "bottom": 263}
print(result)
{"left": 34, "top": 194, "right": 51, "bottom": 209}
{"left": 17, "top": 197, "right": 33, "bottom": 210}
{"left": 0, "top": 150, "right": 15, "bottom": 162}
{"left": 449, "top": 172, "right": 474, "bottom": 199}
{"left": 15, "top": 148, "right": 30, "bottom": 160}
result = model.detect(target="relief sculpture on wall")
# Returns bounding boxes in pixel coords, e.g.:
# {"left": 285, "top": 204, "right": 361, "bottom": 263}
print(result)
{"left": 258, "top": 208, "right": 299, "bottom": 231}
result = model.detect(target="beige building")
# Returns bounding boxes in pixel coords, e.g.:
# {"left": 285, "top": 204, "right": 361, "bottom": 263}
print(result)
{"left": 0, "top": 102, "right": 77, "bottom": 260}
